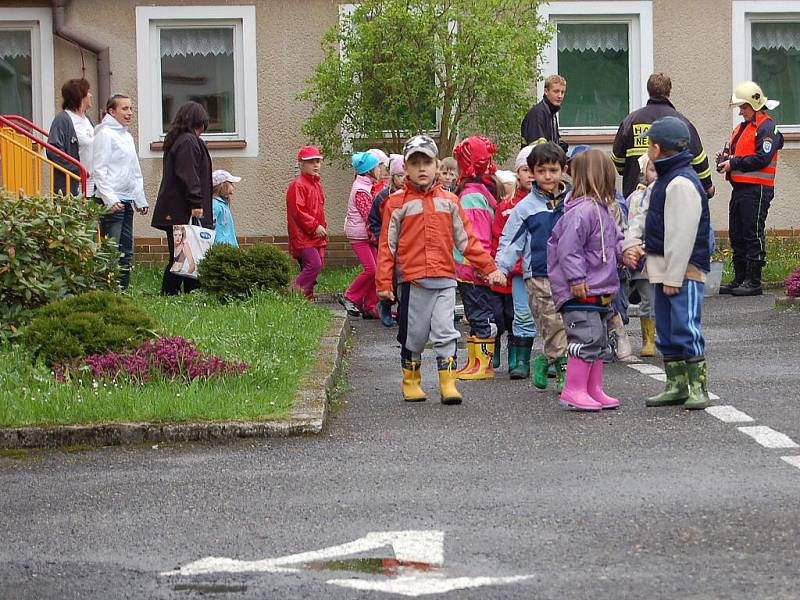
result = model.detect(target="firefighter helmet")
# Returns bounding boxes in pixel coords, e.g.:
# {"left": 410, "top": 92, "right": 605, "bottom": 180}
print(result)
{"left": 730, "top": 81, "right": 768, "bottom": 111}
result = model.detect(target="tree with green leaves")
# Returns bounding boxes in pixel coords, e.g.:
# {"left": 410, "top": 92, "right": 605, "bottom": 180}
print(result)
{"left": 299, "top": 0, "right": 552, "bottom": 164}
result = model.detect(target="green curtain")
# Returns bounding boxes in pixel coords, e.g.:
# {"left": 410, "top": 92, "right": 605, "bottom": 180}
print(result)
{"left": 752, "top": 22, "right": 800, "bottom": 125}
{"left": 556, "top": 23, "right": 629, "bottom": 128}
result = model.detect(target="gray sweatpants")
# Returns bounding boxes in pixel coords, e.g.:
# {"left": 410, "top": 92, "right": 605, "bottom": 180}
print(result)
{"left": 397, "top": 282, "right": 460, "bottom": 361}
{"left": 562, "top": 309, "right": 614, "bottom": 362}
{"left": 630, "top": 278, "right": 655, "bottom": 318}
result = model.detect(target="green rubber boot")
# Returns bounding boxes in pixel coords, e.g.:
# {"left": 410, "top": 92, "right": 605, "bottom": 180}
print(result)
{"left": 508, "top": 342, "right": 518, "bottom": 373}
{"left": 646, "top": 359, "right": 689, "bottom": 407}
{"left": 532, "top": 354, "right": 549, "bottom": 389}
{"left": 554, "top": 355, "right": 568, "bottom": 392}
{"left": 509, "top": 337, "right": 532, "bottom": 380}
{"left": 492, "top": 336, "right": 502, "bottom": 369}
{"left": 684, "top": 359, "right": 710, "bottom": 410}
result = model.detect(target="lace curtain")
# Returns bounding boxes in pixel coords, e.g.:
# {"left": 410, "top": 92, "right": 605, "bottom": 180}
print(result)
{"left": 557, "top": 23, "right": 628, "bottom": 53}
{"left": 160, "top": 28, "right": 233, "bottom": 57}
{"left": 752, "top": 22, "right": 800, "bottom": 51}
{"left": 0, "top": 30, "right": 31, "bottom": 59}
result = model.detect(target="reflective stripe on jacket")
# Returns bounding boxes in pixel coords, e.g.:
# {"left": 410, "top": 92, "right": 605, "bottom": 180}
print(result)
{"left": 729, "top": 112, "right": 782, "bottom": 187}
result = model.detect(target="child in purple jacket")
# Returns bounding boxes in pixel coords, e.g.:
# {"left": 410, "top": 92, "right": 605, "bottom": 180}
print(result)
{"left": 547, "top": 149, "right": 624, "bottom": 412}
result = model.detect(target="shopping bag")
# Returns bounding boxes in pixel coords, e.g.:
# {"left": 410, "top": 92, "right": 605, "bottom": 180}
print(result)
{"left": 169, "top": 218, "right": 215, "bottom": 279}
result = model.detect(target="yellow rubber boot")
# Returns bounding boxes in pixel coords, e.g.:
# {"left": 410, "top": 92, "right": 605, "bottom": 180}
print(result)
{"left": 457, "top": 337, "right": 495, "bottom": 380}
{"left": 437, "top": 357, "right": 463, "bottom": 405}
{"left": 640, "top": 318, "right": 656, "bottom": 357}
{"left": 401, "top": 358, "right": 427, "bottom": 402}
{"left": 456, "top": 336, "right": 476, "bottom": 376}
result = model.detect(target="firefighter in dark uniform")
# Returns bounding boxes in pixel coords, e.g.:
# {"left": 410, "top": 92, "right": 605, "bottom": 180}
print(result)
{"left": 717, "top": 81, "right": 783, "bottom": 297}
{"left": 521, "top": 74, "right": 569, "bottom": 153}
{"left": 612, "top": 73, "right": 714, "bottom": 199}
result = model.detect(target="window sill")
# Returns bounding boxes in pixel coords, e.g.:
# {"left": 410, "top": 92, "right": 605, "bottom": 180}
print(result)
{"left": 781, "top": 132, "right": 800, "bottom": 142}
{"left": 562, "top": 133, "right": 616, "bottom": 144}
{"left": 149, "top": 140, "right": 248, "bottom": 151}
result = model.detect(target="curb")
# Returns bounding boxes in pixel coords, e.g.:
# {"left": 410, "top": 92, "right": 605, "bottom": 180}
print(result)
{"left": 0, "top": 311, "right": 349, "bottom": 450}
{"left": 775, "top": 294, "right": 800, "bottom": 308}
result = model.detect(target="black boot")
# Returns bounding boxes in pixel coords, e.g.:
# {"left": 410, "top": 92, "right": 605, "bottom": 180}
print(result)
{"left": 732, "top": 262, "right": 763, "bottom": 296}
{"left": 719, "top": 259, "right": 746, "bottom": 294}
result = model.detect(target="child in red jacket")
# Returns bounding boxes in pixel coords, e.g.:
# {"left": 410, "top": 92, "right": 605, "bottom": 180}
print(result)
{"left": 286, "top": 146, "right": 327, "bottom": 299}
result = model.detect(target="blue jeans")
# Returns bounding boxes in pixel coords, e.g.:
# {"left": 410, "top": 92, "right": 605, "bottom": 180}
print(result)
{"left": 654, "top": 280, "right": 705, "bottom": 359}
{"left": 99, "top": 201, "right": 134, "bottom": 290}
{"left": 511, "top": 275, "right": 537, "bottom": 338}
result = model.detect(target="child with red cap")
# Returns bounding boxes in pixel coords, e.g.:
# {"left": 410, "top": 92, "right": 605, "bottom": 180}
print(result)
{"left": 286, "top": 146, "right": 327, "bottom": 299}
{"left": 452, "top": 136, "right": 501, "bottom": 381}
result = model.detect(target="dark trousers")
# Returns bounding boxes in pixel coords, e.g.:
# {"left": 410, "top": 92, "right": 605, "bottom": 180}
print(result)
{"left": 489, "top": 291, "right": 514, "bottom": 339}
{"left": 457, "top": 281, "right": 496, "bottom": 338}
{"left": 99, "top": 201, "right": 134, "bottom": 290}
{"left": 161, "top": 227, "right": 200, "bottom": 295}
{"left": 729, "top": 183, "right": 773, "bottom": 266}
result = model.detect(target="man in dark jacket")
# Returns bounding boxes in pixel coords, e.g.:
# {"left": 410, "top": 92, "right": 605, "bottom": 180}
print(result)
{"left": 521, "top": 74, "right": 569, "bottom": 153}
{"left": 612, "top": 72, "right": 714, "bottom": 199}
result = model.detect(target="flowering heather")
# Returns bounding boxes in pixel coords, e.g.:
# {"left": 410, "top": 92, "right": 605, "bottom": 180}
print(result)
{"left": 53, "top": 336, "right": 248, "bottom": 384}
{"left": 786, "top": 266, "right": 800, "bottom": 298}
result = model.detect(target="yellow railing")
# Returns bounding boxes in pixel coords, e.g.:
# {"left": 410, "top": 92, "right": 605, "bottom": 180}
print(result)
{"left": 0, "top": 115, "right": 86, "bottom": 199}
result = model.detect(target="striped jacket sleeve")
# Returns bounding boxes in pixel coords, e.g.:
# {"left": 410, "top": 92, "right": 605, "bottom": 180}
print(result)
{"left": 686, "top": 121, "right": 712, "bottom": 190}
{"left": 611, "top": 120, "right": 628, "bottom": 175}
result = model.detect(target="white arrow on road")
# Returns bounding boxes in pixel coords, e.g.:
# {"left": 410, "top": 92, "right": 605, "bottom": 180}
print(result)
{"left": 161, "top": 530, "right": 533, "bottom": 597}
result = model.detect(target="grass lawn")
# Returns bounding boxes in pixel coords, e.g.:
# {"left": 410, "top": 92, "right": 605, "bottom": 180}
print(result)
{"left": 310, "top": 265, "right": 362, "bottom": 295}
{"left": 0, "top": 267, "right": 331, "bottom": 428}
{"left": 718, "top": 235, "right": 800, "bottom": 285}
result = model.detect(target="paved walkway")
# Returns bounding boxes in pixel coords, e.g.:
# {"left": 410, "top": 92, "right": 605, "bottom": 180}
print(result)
{"left": 1, "top": 294, "right": 799, "bottom": 598}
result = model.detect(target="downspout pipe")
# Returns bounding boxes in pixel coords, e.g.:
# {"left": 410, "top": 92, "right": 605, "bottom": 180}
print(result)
{"left": 51, "top": 0, "right": 111, "bottom": 122}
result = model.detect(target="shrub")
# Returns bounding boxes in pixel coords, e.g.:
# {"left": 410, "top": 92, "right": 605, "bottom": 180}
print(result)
{"left": 785, "top": 265, "right": 800, "bottom": 298}
{"left": 198, "top": 242, "right": 291, "bottom": 298}
{"left": 0, "top": 192, "right": 120, "bottom": 335}
{"left": 22, "top": 291, "right": 158, "bottom": 366}
{"left": 53, "top": 336, "right": 248, "bottom": 384}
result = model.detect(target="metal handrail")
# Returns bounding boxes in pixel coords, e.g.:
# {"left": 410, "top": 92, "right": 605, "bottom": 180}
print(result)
{"left": 0, "top": 114, "right": 87, "bottom": 197}
{"left": 2, "top": 114, "right": 50, "bottom": 140}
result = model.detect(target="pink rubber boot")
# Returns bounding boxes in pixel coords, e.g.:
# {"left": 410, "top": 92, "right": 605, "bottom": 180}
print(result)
{"left": 559, "top": 357, "right": 602, "bottom": 411}
{"left": 587, "top": 360, "right": 620, "bottom": 409}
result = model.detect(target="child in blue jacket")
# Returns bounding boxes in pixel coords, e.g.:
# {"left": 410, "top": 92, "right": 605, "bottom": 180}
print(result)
{"left": 495, "top": 142, "right": 571, "bottom": 391}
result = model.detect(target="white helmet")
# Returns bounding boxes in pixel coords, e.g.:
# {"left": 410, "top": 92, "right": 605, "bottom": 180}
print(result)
{"left": 730, "top": 81, "right": 779, "bottom": 111}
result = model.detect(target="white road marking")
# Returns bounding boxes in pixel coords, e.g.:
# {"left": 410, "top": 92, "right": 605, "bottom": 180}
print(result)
{"left": 627, "top": 363, "right": 664, "bottom": 375}
{"left": 649, "top": 373, "right": 667, "bottom": 382}
{"left": 328, "top": 574, "right": 533, "bottom": 597}
{"left": 161, "top": 531, "right": 444, "bottom": 577}
{"left": 738, "top": 426, "right": 800, "bottom": 449}
{"left": 780, "top": 456, "right": 800, "bottom": 470}
{"left": 708, "top": 392, "right": 720, "bottom": 400}
{"left": 705, "top": 405, "right": 755, "bottom": 423}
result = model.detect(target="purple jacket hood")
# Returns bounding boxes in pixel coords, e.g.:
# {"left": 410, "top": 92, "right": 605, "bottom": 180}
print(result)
{"left": 547, "top": 194, "right": 624, "bottom": 311}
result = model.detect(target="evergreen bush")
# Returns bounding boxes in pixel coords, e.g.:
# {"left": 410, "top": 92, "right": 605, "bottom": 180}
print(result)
{"left": 198, "top": 243, "right": 291, "bottom": 299}
{"left": 22, "top": 291, "right": 159, "bottom": 366}
{"left": 0, "top": 192, "right": 119, "bottom": 336}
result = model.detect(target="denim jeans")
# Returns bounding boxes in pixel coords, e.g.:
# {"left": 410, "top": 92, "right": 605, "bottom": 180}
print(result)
{"left": 511, "top": 275, "right": 537, "bottom": 338}
{"left": 99, "top": 201, "right": 134, "bottom": 290}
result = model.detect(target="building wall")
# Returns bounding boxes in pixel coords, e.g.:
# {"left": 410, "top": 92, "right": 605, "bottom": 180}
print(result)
{"left": 6, "top": 0, "right": 799, "bottom": 245}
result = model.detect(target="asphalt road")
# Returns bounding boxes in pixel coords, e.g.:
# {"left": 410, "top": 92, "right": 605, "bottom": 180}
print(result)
{"left": 1, "top": 294, "right": 799, "bottom": 599}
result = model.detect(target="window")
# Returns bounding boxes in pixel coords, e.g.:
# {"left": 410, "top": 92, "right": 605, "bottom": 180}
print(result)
{"left": 538, "top": 2, "right": 653, "bottom": 134}
{"left": 0, "top": 8, "right": 54, "bottom": 127}
{"left": 135, "top": 6, "right": 258, "bottom": 158}
{"left": 734, "top": 2, "right": 800, "bottom": 131}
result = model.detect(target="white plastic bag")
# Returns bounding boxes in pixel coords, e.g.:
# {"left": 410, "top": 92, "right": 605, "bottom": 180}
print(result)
{"left": 169, "top": 218, "right": 215, "bottom": 279}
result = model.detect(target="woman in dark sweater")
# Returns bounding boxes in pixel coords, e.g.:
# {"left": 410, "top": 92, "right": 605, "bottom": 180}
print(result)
{"left": 150, "top": 101, "right": 212, "bottom": 295}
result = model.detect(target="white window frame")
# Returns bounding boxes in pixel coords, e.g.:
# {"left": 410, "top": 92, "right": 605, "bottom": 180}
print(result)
{"left": 135, "top": 5, "right": 258, "bottom": 158}
{"left": 538, "top": 1, "right": 653, "bottom": 136}
{"left": 733, "top": 1, "right": 800, "bottom": 132}
{"left": 0, "top": 8, "right": 54, "bottom": 128}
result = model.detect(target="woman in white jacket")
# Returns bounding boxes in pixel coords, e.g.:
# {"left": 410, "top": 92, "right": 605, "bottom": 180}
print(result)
{"left": 92, "top": 94, "right": 148, "bottom": 290}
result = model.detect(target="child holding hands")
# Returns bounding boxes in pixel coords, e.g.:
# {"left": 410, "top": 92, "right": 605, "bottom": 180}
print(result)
{"left": 547, "top": 149, "right": 624, "bottom": 411}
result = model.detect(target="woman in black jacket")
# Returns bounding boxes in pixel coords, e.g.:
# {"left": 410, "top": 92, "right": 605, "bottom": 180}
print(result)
{"left": 47, "top": 78, "right": 93, "bottom": 196}
{"left": 151, "top": 101, "right": 212, "bottom": 295}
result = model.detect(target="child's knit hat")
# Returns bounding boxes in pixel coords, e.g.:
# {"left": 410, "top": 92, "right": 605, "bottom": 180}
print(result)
{"left": 453, "top": 136, "right": 497, "bottom": 183}
{"left": 351, "top": 151, "right": 380, "bottom": 175}
{"left": 368, "top": 148, "right": 390, "bottom": 165}
{"left": 389, "top": 154, "right": 405, "bottom": 176}
{"left": 495, "top": 170, "right": 517, "bottom": 187}
{"left": 514, "top": 145, "right": 534, "bottom": 172}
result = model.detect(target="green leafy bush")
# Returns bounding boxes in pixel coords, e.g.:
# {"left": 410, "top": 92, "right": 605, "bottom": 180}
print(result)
{"left": 0, "top": 192, "right": 120, "bottom": 335}
{"left": 198, "top": 243, "right": 291, "bottom": 299}
{"left": 21, "top": 291, "right": 159, "bottom": 366}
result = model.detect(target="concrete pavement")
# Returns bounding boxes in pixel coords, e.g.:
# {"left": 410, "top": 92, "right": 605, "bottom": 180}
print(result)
{"left": 1, "top": 294, "right": 799, "bottom": 599}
